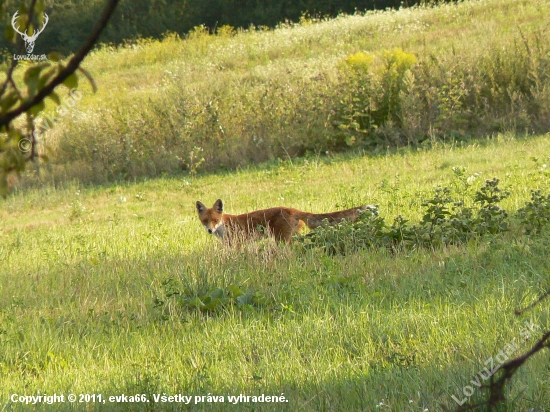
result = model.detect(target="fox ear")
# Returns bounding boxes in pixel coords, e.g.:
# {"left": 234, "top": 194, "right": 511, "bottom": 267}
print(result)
{"left": 213, "top": 199, "right": 224, "bottom": 214}
{"left": 196, "top": 201, "right": 206, "bottom": 213}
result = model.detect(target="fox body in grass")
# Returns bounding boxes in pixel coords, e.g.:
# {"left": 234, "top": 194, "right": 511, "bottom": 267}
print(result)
{"left": 196, "top": 199, "right": 368, "bottom": 243}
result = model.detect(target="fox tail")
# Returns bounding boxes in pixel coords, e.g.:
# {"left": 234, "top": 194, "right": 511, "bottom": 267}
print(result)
{"left": 300, "top": 205, "right": 369, "bottom": 229}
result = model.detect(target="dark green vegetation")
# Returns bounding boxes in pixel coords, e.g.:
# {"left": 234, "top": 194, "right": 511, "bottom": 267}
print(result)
{"left": 0, "top": 0, "right": 425, "bottom": 55}
{"left": 301, "top": 175, "right": 516, "bottom": 254}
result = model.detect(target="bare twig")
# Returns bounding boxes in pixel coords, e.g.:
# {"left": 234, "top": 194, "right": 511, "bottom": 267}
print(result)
{"left": 515, "top": 288, "right": 550, "bottom": 316}
{"left": 454, "top": 331, "right": 550, "bottom": 412}
{"left": 484, "top": 331, "right": 550, "bottom": 411}
{"left": 454, "top": 282, "right": 550, "bottom": 412}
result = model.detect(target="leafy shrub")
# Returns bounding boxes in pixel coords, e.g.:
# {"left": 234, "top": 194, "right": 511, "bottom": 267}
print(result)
{"left": 472, "top": 178, "right": 510, "bottom": 235}
{"left": 517, "top": 190, "right": 550, "bottom": 234}
{"left": 376, "top": 48, "right": 418, "bottom": 126}
{"left": 298, "top": 177, "right": 518, "bottom": 254}
{"left": 154, "top": 280, "right": 268, "bottom": 315}
{"left": 299, "top": 205, "right": 385, "bottom": 254}
{"left": 330, "top": 54, "right": 375, "bottom": 149}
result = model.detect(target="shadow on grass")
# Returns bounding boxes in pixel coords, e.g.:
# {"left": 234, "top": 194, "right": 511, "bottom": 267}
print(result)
{"left": 2, "top": 230, "right": 549, "bottom": 412}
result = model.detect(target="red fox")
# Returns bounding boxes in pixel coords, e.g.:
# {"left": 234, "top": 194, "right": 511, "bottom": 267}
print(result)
{"left": 196, "top": 199, "right": 367, "bottom": 243}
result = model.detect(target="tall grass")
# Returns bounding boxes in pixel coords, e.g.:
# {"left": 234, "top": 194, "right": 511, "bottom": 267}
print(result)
{"left": 19, "top": 0, "right": 548, "bottom": 185}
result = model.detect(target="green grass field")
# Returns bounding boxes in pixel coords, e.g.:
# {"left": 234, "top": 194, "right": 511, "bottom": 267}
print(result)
{"left": 2, "top": 0, "right": 550, "bottom": 409}
{"left": 1, "top": 134, "right": 550, "bottom": 411}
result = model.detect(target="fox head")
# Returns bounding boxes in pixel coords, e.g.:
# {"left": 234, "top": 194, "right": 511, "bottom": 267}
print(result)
{"left": 196, "top": 199, "right": 225, "bottom": 238}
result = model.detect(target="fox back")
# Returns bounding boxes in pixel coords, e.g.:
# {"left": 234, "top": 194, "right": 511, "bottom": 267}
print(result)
{"left": 196, "top": 199, "right": 368, "bottom": 243}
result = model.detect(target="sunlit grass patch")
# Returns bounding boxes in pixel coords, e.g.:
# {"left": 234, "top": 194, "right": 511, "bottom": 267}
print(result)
{"left": 1, "top": 135, "right": 550, "bottom": 410}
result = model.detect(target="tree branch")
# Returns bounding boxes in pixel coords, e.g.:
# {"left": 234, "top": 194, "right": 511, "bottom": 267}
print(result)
{"left": 0, "top": 0, "right": 120, "bottom": 127}
{"left": 515, "top": 288, "right": 550, "bottom": 316}
{"left": 453, "top": 284, "right": 550, "bottom": 412}
{"left": 0, "top": 0, "right": 37, "bottom": 99}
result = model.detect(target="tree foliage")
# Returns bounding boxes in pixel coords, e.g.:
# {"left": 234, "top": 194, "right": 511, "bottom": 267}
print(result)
{"left": 0, "top": 0, "right": 119, "bottom": 196}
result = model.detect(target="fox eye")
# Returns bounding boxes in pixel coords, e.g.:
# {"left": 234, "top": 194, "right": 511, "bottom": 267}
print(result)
{"left": 212, "top": 219, "right": 218, "bottom": 224}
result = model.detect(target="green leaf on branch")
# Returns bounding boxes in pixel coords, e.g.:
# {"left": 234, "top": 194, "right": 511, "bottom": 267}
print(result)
{"left": 78, "top": 67, "right": 97, "bottom": 93}
{"left": 38, "top": 67, "right": 57, "bottom": 90}
{"left": 35, "top": 0, "right": 46, "bottom": 17}
{"left": 46, "top": 92, "right": 61, "bottom": 106}
{"left": 47, "top": 52, "right": 63, "bottom": 62}
{"left": 63, "top": 73, "right": 79, "bottom": 89}
{"left": 0, "top": 91, "right": 20, "bottom": 113}
{"left": 5, "top": 23, "right": 17, "bottom": 44}
{"left": 24, "top": 63, "right": 50, "bottom": 97}
{"left": 29, "top": 100, "right": 45, "bottom": 116}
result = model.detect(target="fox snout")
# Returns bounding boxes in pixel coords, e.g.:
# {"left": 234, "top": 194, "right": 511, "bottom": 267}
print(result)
{"left": 207, "top": 228, "right": 213, "bottom": 234}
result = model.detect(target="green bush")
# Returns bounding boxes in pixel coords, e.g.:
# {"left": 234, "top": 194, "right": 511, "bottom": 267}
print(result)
{"left": 297, "top": 177, "right": 548, "bottom": 255}
{"left": 517, "top": 190, "right": 550, "bottom": 234}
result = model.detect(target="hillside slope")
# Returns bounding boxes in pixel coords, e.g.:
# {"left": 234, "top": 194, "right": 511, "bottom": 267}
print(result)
{"left": 20, "top": 0, "right": 550, "bottom": 185}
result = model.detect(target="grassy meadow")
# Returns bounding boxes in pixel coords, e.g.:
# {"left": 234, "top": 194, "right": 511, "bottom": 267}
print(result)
{"left": 13, "top": 0, "right": 549, "bottom": 185}
{"left": 1, "top": 0, "right": 550, "bottom": 410}
{"left": 2, "top": 134, "right": 550, "bottom": 410}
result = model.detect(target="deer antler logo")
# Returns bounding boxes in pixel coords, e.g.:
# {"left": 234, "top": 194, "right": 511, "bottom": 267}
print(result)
{"left": 11, "top": 11, "right": 49, "bottom": 54}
